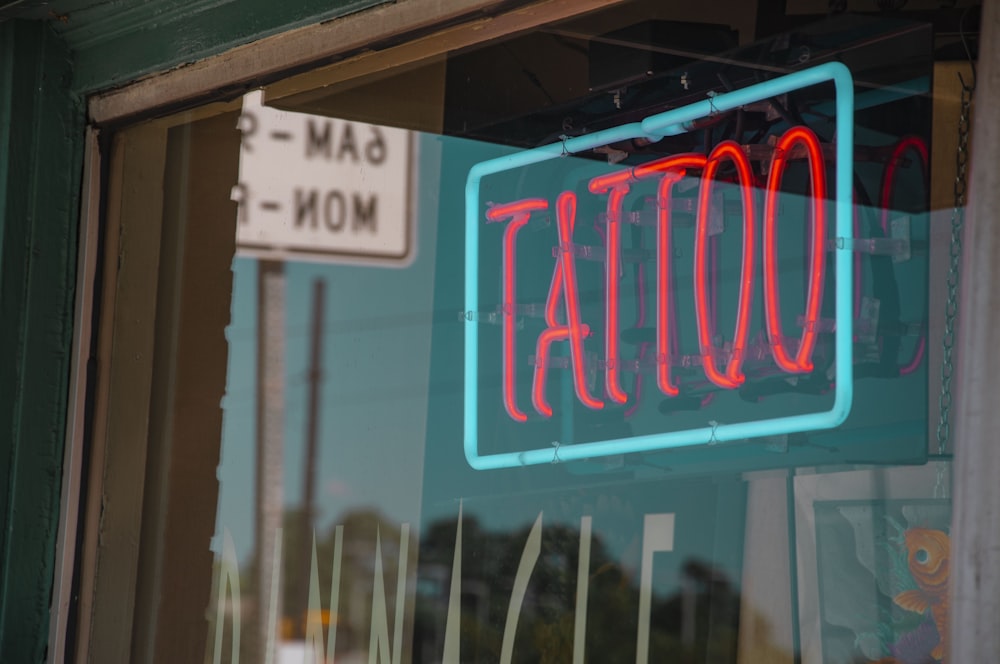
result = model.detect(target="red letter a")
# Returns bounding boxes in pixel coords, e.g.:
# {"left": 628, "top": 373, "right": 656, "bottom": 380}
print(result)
{"left": 532, "top": 192, "right": 604, "bottom": 417}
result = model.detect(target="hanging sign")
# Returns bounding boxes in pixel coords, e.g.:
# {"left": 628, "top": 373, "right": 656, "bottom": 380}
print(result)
{"left": 463, "top": 63, "right": 857, "bottom": 470}
{"left": 233, "top": 90, "right": 415, "bottom": 266}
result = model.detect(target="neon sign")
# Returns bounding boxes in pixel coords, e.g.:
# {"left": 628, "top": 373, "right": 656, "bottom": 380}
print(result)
{"left": 491, "top": 129, "right": 826, "bottom": 417}
{"left": 464, "top": 63, "right": 856, "bottom": 470}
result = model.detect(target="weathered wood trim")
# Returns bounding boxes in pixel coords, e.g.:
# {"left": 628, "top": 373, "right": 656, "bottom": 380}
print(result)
{"left": 47, "top": 126, "right": 102, "bottom": 664}
{"left": 950, "top": 0, "right": 1000, "bottom": 660}
{"left": 75, "top": 123, "right": 168, "bottom": 664}
{"left": 87, "top": 0, "right": 626, "bottom": 125}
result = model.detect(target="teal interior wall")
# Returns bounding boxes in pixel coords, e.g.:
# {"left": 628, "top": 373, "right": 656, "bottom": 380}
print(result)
{"left": 0, "top": 0, "right": 389, "bottom": 659}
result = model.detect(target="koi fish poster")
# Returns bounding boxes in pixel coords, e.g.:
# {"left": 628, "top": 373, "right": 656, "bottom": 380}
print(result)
{"left": 812, "top": 499, "right": 950, "bottom": 664}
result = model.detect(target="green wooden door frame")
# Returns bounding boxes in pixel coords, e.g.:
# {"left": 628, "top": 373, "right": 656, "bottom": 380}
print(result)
{"left": 0, "top": 20, "right": 84, "bottom": 663}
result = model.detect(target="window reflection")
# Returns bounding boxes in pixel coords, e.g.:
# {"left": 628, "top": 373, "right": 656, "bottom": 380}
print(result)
{"left": 131, "top": 6, "right": 956, "bottom": 663}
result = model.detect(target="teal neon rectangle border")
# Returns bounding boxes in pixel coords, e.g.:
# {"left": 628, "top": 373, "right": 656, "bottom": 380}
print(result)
{"left": 464, "top": 62, "right": 855, "bottom": 470}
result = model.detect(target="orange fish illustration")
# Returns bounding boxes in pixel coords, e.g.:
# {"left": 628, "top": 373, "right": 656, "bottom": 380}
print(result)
{"left": 893, "top": 528, "right": 950, "bottom": 662}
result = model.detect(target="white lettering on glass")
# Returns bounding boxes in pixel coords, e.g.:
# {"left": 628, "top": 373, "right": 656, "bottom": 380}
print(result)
{"left": 211, "top": 508, "right": 679, "bottom": 663}
{"left": 442, "top": 502, "right": 463, "bottom": 662}
{"left": 305, "top": 525, "right": 343, "bottom": 663}
{"left": 499, "top": 513, "right": 543, "bottom": 664}
{"left": 212, "top": 529, "right": 242, "bottom": 664}
{"left": 635, "top": 513, "right": 676, "bottom": 664}
{"left": 573, "top": 516, "right": 593, "bottom": 664}
{"left": 368, "top": 524, "right": 411, "bottom": 664}
{"left": 265, "top": 528, "right": 283, "bottom": 664}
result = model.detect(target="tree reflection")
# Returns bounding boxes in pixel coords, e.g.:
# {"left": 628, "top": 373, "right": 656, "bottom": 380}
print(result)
{"left": 415, "top": 515, "right": 743, "bottom": 663}
{"left": 208, "top": 508, "right": 796, "bottom": 663}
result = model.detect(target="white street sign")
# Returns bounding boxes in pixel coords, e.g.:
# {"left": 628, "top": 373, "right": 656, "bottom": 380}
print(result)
{"left": 233, "top": 90, "right": 414, "bottom": 266}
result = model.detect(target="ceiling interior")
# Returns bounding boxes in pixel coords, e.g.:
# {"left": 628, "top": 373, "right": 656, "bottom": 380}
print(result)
{"left": 267, "top": 0, "right": 979, "bottom": 156}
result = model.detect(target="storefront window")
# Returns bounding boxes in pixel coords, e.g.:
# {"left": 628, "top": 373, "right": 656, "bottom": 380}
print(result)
{"left": 84, "top": 2, "right": 976, "bottom": 662}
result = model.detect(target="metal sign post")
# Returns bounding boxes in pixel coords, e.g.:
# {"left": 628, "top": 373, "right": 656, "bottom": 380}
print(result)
{"left": 253, "top": 259, "right": 286, "bottom": 664}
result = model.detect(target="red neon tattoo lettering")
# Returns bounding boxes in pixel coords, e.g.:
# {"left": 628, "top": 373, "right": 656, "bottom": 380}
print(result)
{"left": 625, "top": 232, "right": 649, "bottom": 417}
{"left": 880, "top": 136, "right": 928, "bottom": 236}
{"left": 556, "top": 192, "right": 604, "bottom": 410}
{"left": 636, "top": 154, "right": 707, "bottom": 396}
{"left": 695, "top": 141, "right": 755, "bottom": 389}
{"left": 488, "top": 199, "right": 548, "bottom": 422}
{"left": 632, "top": 153, "right": 706, "bottom": 179}
{"left": 534, "top": 248, "right": 569, "bottom": 418}
{"left": 532, "top": 328, "right": 570, "bottom": 418}
{"left": 489, "top": 129, "right": 855, "bottom": 420}
{"left": 880, "top": 136, "right": 928, "bottom": 376}
{"left": 532, "top": 192, "right": 603, "bottom": 416}
{"left": 653, "top": 170, "right": 685, "bottom": 396}
{"left": 487, "top": 198, "right": 549, "bottom": 222}
{"left": 763, "top": 126, "right": 827, "bottom": 373}
{"left": 588, "top": 175, "right": 630, "bottom": 404}
{"left": 533, "top": 260, "right": 564, "bottom": 418}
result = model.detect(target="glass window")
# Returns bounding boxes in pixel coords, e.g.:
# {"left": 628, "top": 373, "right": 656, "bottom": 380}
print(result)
{"left": 81, "top": 2, "right": 977, "bottom": 662}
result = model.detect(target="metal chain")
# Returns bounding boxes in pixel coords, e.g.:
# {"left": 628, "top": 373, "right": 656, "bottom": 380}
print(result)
{"left": 936, "top": 76, "right": 975, "bottom": 461}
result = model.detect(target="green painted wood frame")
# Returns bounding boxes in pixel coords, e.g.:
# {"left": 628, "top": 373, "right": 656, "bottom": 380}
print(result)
{"left": 0, "top": 21, "right": 83, "bottom": 663}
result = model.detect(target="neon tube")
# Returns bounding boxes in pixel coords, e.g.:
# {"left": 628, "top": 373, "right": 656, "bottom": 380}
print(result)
{"left": 532, "top": 193, "right": 604, "bottom": 416}
{"left": 464, "top": 62, "right": 855, "bottom": 470}
{"left": 606, "top": 187, "right": 625, "bottom": 403}
{"left": 534, "top": 212, "right": 569, "bottom": 417}
{"left": 544, "top": 248, "right": 564, "bottom": 327}
{"left": 695, "top": 141, "right": 755, "bottom": 389}
{"left": 502, "top": 214, "right": 530, "bottom": 421}
{"left": 488, "top": 199, "right": 549, "bottom": 422}
{"left": 634, "top": 154, "right": 708, "bottom": 396}
{"left": 763, "top": 126, "right": 827, "bottom": 373}
{"left": 632, "top": 153, "right": 707, "bottom": 179}
{"left": 533, "top": 253, "right": 568, "bottom": 418}
{"left": 655, "top": 170, "right": 684, "bottom": 396}
{"left": 624, "top": 343, "right": 650, "bottom": 418}
{"left": 587, "top": 178, "right": 630, "bottom": 404}
{"left": 555, "top": 192, "right": 604, "bottom": 411}
{"left": 629, "top": 200, "right": 653, "bottom": 417}
{"left": 880, "top": 136, "right": 927, "bottom": 235}
{"left": 880, "top": 136, "right": 928, "bottom": 376}
{"left": 487, "top": 198, "right": 550, "bottom": 222}
{"left": 533, "top": 328, "right": 570, "bottom": 418}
